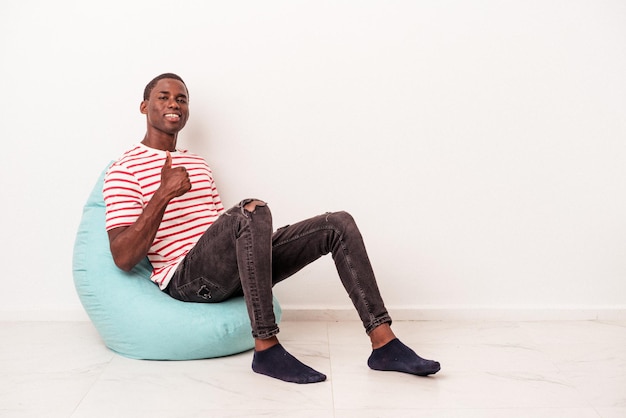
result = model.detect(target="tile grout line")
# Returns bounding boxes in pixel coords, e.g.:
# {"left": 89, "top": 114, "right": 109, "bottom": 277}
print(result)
{"left": 68, "top": 351, "right": 115, "bottom": 418}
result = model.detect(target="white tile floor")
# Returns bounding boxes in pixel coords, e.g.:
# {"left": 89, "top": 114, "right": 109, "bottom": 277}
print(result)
{"left": 1, "top": 319, "right": 625, "bottom": 418}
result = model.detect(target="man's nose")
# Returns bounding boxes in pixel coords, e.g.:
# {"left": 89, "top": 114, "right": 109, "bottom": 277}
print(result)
{"left": 168, "top": 99, "right": 180, "bottom": 108}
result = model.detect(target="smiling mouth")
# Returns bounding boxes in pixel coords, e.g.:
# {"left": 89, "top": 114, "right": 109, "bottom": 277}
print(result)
{"left": 165, "top": 113, "right": 181, "bottom": 121}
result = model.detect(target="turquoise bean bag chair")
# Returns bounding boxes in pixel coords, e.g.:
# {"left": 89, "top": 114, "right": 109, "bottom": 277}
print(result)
{"left": 72, "top": 164, "right": 281, "bottom": 360}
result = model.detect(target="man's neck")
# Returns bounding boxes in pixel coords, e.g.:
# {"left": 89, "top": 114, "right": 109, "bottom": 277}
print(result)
{"left": 141, "top": 133, "right": 177, "bottom": 152}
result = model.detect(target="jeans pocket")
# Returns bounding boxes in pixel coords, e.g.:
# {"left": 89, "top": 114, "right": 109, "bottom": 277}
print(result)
{"left": 175, "top": 276, "right": 228, "bottom": 303}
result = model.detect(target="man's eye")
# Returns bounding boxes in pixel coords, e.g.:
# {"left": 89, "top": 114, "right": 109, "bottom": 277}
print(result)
{"left": 158, "top": 96, "right": 167, "bottom": 100}
{"left": 177, "top": 98, "right": 187, "bottom": 104}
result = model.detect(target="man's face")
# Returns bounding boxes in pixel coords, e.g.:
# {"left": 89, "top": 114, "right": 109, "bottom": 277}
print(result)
{"left": 141, "top": 78, "right": 190, "bottom": 135}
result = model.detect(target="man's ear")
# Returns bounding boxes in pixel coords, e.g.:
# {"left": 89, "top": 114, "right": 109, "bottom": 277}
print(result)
{"left": 140, "top": 100, "right": 148, "bottom": 114}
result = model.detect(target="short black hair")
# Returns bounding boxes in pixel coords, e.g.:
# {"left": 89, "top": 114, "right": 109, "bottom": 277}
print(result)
{"left": 143, "top": 73, "right": 187, "bottom": 101}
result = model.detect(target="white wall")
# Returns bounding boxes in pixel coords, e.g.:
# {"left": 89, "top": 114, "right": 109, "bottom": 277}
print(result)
{"left": 1, "top": 0, "right": 625, "bottom": 320}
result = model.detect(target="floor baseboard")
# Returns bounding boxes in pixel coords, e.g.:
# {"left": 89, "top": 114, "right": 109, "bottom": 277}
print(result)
{"left": 2, "top": 305, "right": 625, "bottom": 322}
{"left": 279, "top": 305, "right": 626, "bottom": 321}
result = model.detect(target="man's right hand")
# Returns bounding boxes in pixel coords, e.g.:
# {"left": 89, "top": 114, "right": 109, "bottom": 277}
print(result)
{"left": 160, "top": 151, "right": 191, "bottom": 199}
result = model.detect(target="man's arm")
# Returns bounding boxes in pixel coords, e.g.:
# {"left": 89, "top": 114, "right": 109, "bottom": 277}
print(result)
{"left": 108, "top": 151, "right": 191, "bottom": 271}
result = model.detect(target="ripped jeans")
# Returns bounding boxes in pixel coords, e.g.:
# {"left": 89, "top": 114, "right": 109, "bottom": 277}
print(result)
{"left": 166, "top": 199, "right": 392, "bottom": 339}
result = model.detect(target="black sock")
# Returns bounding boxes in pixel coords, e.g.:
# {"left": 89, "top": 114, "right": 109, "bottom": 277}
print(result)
{"left": 252, "top": 344, "right": 327, "bottom": 384}
{"left": 368, "top": 338, "right": 441, "bottom": 376}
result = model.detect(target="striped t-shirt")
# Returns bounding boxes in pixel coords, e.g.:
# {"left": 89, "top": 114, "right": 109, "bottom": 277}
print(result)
{"left": 103, "top": 144, "right": 225, "bottom": 289}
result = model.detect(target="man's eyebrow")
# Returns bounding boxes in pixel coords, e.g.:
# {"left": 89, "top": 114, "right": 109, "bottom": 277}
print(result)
{"left": 157, "top": 90, "right": 188, "bottom": 98}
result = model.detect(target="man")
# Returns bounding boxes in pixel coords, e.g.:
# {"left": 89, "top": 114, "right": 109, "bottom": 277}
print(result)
{"left": 104, "top": 73, "right": 440, "bottom": 384}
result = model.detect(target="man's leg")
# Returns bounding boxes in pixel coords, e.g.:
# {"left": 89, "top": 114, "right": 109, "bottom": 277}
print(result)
{"left": 167, "top": 200, "right": 326, "bottom": 384}
{"left": 271, "top": 211, "right": 391, "bottom": 333}
{"left": 232, "top": 201, "right": 327, "bottom": 384}
{"left": 271, "top": 211, "right": 440, "bottom": 376}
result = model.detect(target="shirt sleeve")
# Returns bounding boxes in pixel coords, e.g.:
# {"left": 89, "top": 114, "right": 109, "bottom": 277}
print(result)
{"left": 103, "top": 163, "right": 144, "bottom": 231}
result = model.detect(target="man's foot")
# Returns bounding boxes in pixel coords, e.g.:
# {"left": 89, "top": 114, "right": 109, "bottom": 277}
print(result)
{"left": 367, "top": 338, "right": 441, "bottom": 376}
{"left": 252, "top": 343, "right": 327, "bottom": 384}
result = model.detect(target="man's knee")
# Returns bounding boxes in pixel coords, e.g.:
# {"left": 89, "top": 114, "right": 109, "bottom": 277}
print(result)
{"left": 326, "top": 211, "right": 357, "bottom": 231}
{"left": 243, "top": 199, "right": 267, "bottom": 213}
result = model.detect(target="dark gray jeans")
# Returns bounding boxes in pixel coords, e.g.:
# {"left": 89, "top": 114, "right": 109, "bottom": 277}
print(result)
{"left": 166, "top": 199, "right": 392, "bottom": 339}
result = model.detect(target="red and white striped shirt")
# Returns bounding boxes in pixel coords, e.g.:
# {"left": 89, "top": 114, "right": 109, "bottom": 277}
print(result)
{"left": 103, "top": 144, "right": 225, "bottom": 289}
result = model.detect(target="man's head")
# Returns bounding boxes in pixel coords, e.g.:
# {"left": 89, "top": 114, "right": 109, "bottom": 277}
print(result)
{"left": 140, "top": 73, "right": 190, "bottom": 137}
{"left": 143, "top": 73, "right": 187, "bottom": 101}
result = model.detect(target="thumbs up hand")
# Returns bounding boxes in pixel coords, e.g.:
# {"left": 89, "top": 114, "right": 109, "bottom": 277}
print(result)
{"left": 160, "top": 151, "right": 191, "bottom": 199}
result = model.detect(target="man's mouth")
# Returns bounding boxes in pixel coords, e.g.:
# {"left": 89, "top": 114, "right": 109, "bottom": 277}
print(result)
{"left": 165, "top": 113, "right": 180, "bottom": 121}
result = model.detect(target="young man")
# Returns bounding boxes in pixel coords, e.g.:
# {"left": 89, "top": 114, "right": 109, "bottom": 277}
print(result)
{"left": 104, "top": 73, "right": 440, "bottom": 384}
